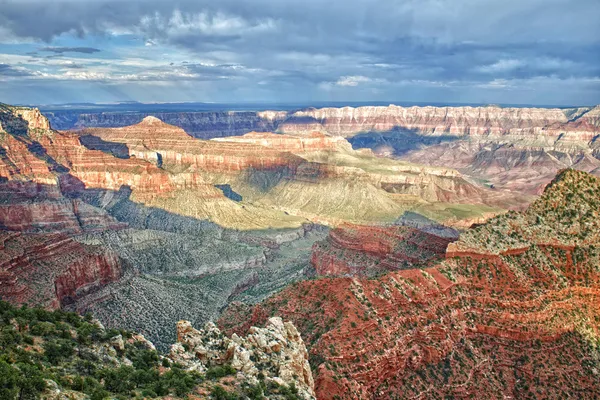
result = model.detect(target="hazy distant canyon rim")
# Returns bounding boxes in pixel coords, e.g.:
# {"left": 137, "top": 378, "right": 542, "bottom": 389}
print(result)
{"left": 46, "top": 103, "right": 600, "bottom": 196}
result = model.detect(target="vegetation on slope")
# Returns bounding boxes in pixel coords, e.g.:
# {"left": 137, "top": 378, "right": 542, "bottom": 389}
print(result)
{"left": 0, "top": 301, "right": 305, "bottom": 399}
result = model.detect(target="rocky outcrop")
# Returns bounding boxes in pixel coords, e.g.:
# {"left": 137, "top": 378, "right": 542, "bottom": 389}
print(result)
{"left": 311, "top": 223, "right": 455, "bottom": 276}
{"left": 0, "top": 232, "right": 123, "bottom": 309}
{"left": 1, "top": 103, "right": 50, "bottom": 133}
{"left": 220, "top": 169, "right": 600, "bottom": 399}
{"left": 81, "top": 117, "right": 306, "bottom": 174}
{"left": 170, "top": 317, "right": 315, "bottom": 399}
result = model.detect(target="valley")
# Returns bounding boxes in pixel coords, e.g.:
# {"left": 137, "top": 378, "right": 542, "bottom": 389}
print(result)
{"left": 1, "top": 101, "right": 600, "bottom": 399}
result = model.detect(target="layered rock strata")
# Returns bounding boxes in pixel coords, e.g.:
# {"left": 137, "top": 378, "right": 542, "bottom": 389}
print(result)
{"left": 311, "top": 223, "right": 455, "bottom": 276}
{"left": 0, "top": 231, "right": 123, "bottom": 309}
{"left": 220, "top": 169, "right": 600, "bottom": 399}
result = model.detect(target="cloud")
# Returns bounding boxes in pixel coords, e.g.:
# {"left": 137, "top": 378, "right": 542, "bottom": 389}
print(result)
{"left": 0, "top": 64, "right": 34, "bottom": 77}
{"left": 0, "top": 0, "right": 598, "bottom": 105}
{"left": 40, "top": 47, "right": 101, "bottom": 54}
{"left": 476, "top": 59, "right": 524, "bottom": 74}
{"left": 335, "top": 75, "right": 372, "bottom": 87}
{"left": 139, "top": 9, "right": 278, "bottom": 41}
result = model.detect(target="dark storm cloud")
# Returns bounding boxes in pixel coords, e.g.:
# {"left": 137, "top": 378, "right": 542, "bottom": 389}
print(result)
{"left": 40, "top": 47, "right": 101, "bottom": 54}
{"left": 0, "top": 64, "right": 34, "bottom": 77}
{"left": 0, "top": 0, "right": 599, "bottom": 105}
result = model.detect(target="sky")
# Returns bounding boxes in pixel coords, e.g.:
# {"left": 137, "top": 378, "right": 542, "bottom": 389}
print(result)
{"left": 0, "top": 0, "right": 599, "bottom": 106}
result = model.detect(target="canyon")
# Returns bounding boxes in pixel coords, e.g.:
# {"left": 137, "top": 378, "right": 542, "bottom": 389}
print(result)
{"left": 4, "top": 102, "right": 493, "bottom": 349}
{"left": 220, "top": 169, "right": 600, "bottom": 399}
{"left": 2, "top": 101, "right": 600, "bottom": 399}
{"left": 0, "top": 103, "right": 321, "bottom": 348}
{"left": 48, "top": 104, "right": 600, "bottom": 196}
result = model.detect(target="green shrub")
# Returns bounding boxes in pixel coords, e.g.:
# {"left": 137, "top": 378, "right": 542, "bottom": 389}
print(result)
{"left": 206, "top": 364, "right": 236, "bottom": 380}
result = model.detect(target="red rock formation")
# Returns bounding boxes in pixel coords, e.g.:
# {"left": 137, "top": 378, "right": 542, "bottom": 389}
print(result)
{"left": 54, "top": 250, "right": 122, "bottom": 306}
{"left": 81, "top": 117, "right": 306, "bottom": 174}
{"left": 220, "top": 170, "right": 600, "bottom": 399}
{"left": 0, "top": 232, "right": 123, "bottom": 309}
{"left": 311, "top": 223, "right": 454, "bottom": 276}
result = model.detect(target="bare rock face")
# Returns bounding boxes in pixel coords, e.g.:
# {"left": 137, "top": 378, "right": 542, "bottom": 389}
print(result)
{"left": 0, "top": 232, "right": 123, "bottom": 309}
{"left": 220, "top": 170, "right": 600, "bottom": 399}
{"left": 279, "top": 105, "right": 599, "bottom": 138}
{"left": 213, "top": 131, "right": 352, "bottom": 153}
{"left": 81, "top": 118, "right": 305, "bottom": 174}
{"left": 170, "top": 317, "right": 315, "bottom": 399}
{"left": 311, "top": 223, "right": 455, "bottom": 276}
{"left": 12, "top": 107, "right": 51, "bottom": 131}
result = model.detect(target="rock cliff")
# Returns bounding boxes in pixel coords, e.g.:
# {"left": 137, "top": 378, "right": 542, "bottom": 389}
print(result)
{"left": 0, "top": 232, "right": 123, "bottom": 309}
{"left": 311, "top": 223, "right": 455, "bottom": 276}
{"left": 45, "top": 104, "right": 600, "bottom": 140}
{"left": 169, "top": 317, "right": 315, "bottom": 399}
{"left": 220, "top": 169, "right": 600, "bottom": 399}
{"left": 49, "top": 110, "right": 287, "bottom": 139}
{"left": 280, "top": 105, "right": 599, "bottom": 138}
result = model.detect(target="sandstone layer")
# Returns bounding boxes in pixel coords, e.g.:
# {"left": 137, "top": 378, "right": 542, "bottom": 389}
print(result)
{"left": 0, "top": 231, "right": 123, "bottom": 309}
{"left": 220, "top": 169, "right": 600, "bottom": 399}
{"left": 47, "top": 103, "right": 600, "bottom": 199}
{"left": 311, "top": 223, "right": 455, "bottom": 276}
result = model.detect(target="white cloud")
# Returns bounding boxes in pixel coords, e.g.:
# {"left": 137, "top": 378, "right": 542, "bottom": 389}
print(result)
{"left": 476, "top": 59, "right": 523, "bottom": 73}
{"left": 139, "top": 9, "right": 278, "bottom": 40}
{"left": 476, "top": 57, "right": 579, "bottom": 74}
{"left": 335, "top": 75, "right": 372, "bottom": 86}
{"left": 477, "top": 79, "right": 512, "bottom": 89}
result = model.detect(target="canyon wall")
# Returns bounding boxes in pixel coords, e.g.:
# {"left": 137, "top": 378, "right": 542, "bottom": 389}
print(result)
{"left": 311, "top": 223, "right": 455, "bottom": 276}
{"left": 46, "top": 103, "right": 600, "bottom": 196}
{"left": 46, "top": 104, "right": 599, "bottom": 140}
{"left": 47, "top": 110, "right": 287, "bottom": 139}
{"left": 220, "top": 169, "right": 600, "bottom": 399}
{"left": 0, "top": 232, "right": 123, "bottom": 309}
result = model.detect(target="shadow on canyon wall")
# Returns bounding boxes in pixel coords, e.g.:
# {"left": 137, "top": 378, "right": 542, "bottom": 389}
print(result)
{"left": 348, "top": 128, "right": 461, "bottom": 157}
{"left": 47, "top": 110, "right": 285, "bottom": 139}
{"left": 79, "top": 134, "right": 131, "bottom": 159}
{"left": 44, "top": 109, "right": 465, "bottom": 147}
{"left": 0, "top": 108, "right": 70, "bottom": 173}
